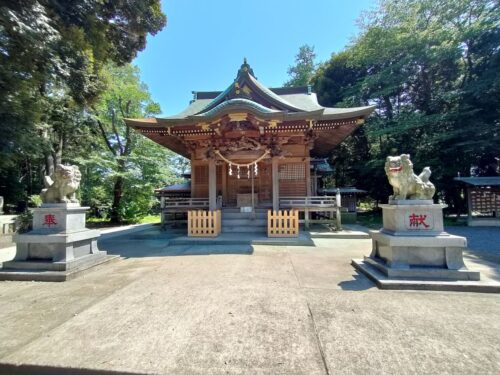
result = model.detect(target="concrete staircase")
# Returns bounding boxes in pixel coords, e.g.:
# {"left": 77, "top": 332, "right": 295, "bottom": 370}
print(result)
{"left": 221, "top": 208, "right": 268, "bottom": 233}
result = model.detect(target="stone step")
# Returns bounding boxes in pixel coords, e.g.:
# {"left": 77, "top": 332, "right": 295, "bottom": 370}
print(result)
{"left": 221, "top": 225, "right": 266, "bottom": 233}
{"left": 165, "top": 244, "right": 254, "bottom": 255}
{"left": 222, "top": 212, "right": 267, "bottom": 219}
{"left": 221, "top": 219, "right": 267, "bottom": 226}
{"left": 168, "top": 235, "right": 255, "bottom": 246}
{"left": 0, "top": 254, "right": 120, "bottom": 282}
{"left": 167, "top": 232, "right": 314, "bottom": 247}
{"left": 222, "top": 208, "right": 268, "bottom": 213}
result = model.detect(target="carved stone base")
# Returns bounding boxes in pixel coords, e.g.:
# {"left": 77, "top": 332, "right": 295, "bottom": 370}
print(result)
{"left": 367, "top": 230, "right": 479, "bottom": 280}
{"left": 353, "top": 200, "right": 481, "bottom": 288}
{"left": 0, "top": 204, "right": 116, "bottom": 281}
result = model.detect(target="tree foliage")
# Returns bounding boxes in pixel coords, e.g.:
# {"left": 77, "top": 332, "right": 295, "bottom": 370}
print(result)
{"left": 86, "top": 64, "right": 177, "bottom": 223}
{"left": 284, "top": 44, "right": 317, "bottom": 87}
{"left": 0, "top": 1, "right": 170, "bottom": 220}
{"left": 312, "top": 0, "right": 499, "bottom": 211}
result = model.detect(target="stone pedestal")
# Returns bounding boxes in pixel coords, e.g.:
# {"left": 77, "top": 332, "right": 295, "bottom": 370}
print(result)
{"left": 0, "top": 203, "right": 117, "bottom": 281}
{"left": 353, "top": 200, "right": 481, "bottom": 291}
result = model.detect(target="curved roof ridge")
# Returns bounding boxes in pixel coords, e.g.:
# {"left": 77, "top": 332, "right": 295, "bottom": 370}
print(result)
{"left": 190, "top": 98, "right": 281, "bottom": 118}
{"left": 194, "top": 83, "right": 235, "bottom": 115}
{"left": 246, "top": 74, "right": 306, "bottom": 112}
{"left": 194, "top": 59, "right": 307, "bottom": 115}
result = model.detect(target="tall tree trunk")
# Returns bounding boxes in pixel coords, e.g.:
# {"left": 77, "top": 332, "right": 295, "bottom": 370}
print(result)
{"left": 44, "top": 153, "right": 55, "bottom": 178}
{"left": 110, "top": 158, "right": 126, "bottom": 223}
{"left": 110, "top": 175, "right": 124, "bottom": 223}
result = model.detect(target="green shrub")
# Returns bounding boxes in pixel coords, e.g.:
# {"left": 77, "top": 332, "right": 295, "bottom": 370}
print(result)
{"left": 16, "top": 210, "right": 33, "bottom": 233}
{"left": 28, "top": 195, "right": 42, "bottom": 208}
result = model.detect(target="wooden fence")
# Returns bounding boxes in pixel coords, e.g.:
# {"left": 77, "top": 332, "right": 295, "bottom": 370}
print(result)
{"left": 267, "top": 209, "right": 299, "bottom": 237}
{"left": 187, "top": 210, "right": 221, "bottom": 237}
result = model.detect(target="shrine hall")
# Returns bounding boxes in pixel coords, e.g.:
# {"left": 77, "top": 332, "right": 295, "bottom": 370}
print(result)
{"left": 125, "top": 60, "right": 375, "bottom": 234}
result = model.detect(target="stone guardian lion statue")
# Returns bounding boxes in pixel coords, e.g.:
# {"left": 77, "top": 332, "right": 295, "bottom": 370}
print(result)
{"left": 40, "top": 164, "right": 82, "bottom": 204}
{"left": 384, "top": 154, "right": 435, "bottom": 200}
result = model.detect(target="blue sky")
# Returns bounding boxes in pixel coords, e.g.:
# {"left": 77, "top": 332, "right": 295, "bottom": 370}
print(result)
{"left": 134, "top": 0, "right": 376, "bottom": 116}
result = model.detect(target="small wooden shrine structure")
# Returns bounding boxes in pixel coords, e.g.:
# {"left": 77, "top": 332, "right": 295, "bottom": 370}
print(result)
{"left": 126, "top": 60, "right": 374, "bottom": 232}
{"left": 454, "top": 176, "right": 500, "bottom": 226}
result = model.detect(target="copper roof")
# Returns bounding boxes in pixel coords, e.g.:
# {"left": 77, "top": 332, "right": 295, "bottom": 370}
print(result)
{"left": 125, "top": 60, "right": 376, "bottom": 158}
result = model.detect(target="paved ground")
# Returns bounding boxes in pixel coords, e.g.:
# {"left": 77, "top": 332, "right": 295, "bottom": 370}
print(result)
{"left": 0, "top": 227, "right": 499, "bottom": 374}
{"left": 448, "top": 226, "right": 500, "bottom": 263}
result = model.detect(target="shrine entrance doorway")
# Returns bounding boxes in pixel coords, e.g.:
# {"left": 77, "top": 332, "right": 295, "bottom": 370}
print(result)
{"left": 224, "top": 161, "right": 272, "bottom": 208}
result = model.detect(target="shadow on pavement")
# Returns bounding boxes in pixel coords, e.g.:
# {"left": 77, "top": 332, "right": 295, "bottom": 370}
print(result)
{"left": 98, "top": 227, "right": 255, "bottom": 258}
{"left": 0, "top": 363, "right": 144, "bottom": 375}
{"left": 337, "top": 271, "right": 376, "bottom": 291}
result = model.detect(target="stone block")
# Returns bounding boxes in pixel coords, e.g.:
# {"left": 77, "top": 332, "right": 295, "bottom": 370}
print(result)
{"left": 0, "top": 203, "right": 113, "bottom": 281}
{"left": 353, "top": 200, "right": 482, "bottom": 288}
{"left": 32, "top": 204, "right": 88, "bottom": 233}
{"left": 380, "top": 202, "right": 446, "bottom": 236}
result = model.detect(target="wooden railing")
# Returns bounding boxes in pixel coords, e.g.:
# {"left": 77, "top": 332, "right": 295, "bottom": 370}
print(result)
{"left": 187, "top": 210, "right": 221, "bottom": 237}
{"left": 279, "top": 196, "right": 339, "bottom": 208}
{"left": 162, "top": 198, "right": 209, "bottom": 210}
{"left": 268, "top": 209, "right": 299, "bottom": 237}
{"left": 279, "top": 194, "right": 342, "bottom": 230}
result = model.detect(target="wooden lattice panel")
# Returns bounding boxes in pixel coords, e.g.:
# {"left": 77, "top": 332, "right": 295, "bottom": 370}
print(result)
{"left": 258, "top": 162, "right": 272, "bottom": 203}
{"left": 193, "top": 165, "right": 208, "bottom": 198}
{"left": 470, "top": 187, "right": 500, "bottom": 214}
{"left": 279, "top": 163, "right": 305, "bottom": 180}
{"left": 279, "top": 163, "right": 306, "bottom": 196}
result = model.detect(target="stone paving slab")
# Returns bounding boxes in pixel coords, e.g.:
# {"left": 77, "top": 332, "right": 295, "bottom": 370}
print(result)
{"left": 2, "top": 250, "right": 326, "bottom": 375}
{"left": 0, "top": 231, "right": 499, "bottom": 374}
{"left": 305, "top": 288, "right": 500, "bottom": 375}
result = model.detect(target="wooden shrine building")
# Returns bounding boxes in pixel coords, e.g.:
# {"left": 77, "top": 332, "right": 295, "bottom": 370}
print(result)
{"left": 126, "top": 60, "right": 375, "bottom": 232}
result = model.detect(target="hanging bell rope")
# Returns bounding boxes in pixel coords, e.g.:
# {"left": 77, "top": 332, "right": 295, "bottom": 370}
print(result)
{"left": 214, "top": 149, "right": 270, "bottom": 167}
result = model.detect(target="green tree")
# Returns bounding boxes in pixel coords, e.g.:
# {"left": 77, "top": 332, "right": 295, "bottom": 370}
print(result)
{"left": 312, "top": 0, "right": 499, "bottom": 210}
{"left": 88, "top": 64, "right": 177, "bottom": 223}
{"left": 284, "top": 44, "right": 317, "bottom": 87}
{"left": 0, "top": 0, "right": 166, "bottom": 208}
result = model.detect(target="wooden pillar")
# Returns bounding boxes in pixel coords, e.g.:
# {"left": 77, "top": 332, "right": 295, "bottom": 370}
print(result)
{"left": 208, "top": 158, "right": 217, "bottom": 211}
{"left": 190, "top": 156, "right": 195, "bottom": 198}
{"left": 304, "top": 210, "right": 310, "bottom": 229}
{"left": 272, "top": 157, "right": 279, "bottom": 211}
{"left": 466, "top": 187, "right": 472, "bottom": 223}
{"left": 160, "top": 196, "right": 165, "bottom": 228}
{"left": 305, "top": 157, "right": 311, "bottom": 229}
{"left": 305, "top": 157, "right": 311, "bottom": 197}
{"left": 336, "top": 188, "right": 342, "bottom": 230}
{"left": 221, "top": 163, "right": 227, "bottom": 207}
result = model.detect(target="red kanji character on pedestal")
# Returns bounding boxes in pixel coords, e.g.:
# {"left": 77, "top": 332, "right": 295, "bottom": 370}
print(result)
{"left": 408, "top": 213, "right": 430, "bottom": 228}
{"left": 43, "top": 214, "right": 57, "bottom": 227}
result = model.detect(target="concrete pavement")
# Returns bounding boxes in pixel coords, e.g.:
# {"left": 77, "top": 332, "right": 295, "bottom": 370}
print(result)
{"left": 0, "top": 228, "right": 499, "bottom": 374}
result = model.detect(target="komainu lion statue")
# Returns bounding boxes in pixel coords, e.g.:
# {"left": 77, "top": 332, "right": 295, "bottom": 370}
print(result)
{"left": 385, "top": 154, "right": 435, "bottom": 200}
{"left": 40, "top": 164, "right": 81, "bottom": 204}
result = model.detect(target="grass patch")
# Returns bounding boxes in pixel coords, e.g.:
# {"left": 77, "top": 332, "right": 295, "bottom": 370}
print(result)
{"left": 86, "top": 214, "right": 161, "bottom": 228}
{"left": 443, "top": 217, "right": 467, "bottom": 227}
{"left": 138, "top": 215, "right": 161, "bottom": 224}
{"left": 356, "top": 210, "right": 382, "bottom": 229}
{"left": 86, "top": 217, "right": 115, "bottom": 229}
